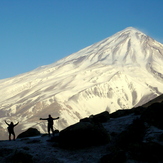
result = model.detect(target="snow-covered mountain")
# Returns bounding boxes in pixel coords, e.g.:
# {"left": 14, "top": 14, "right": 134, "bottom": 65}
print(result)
{"left": 0, "top": 27, "right": 163, "bottom": 140}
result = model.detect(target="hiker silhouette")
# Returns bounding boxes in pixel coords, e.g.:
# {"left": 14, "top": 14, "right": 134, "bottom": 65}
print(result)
{"left": 40, "top": 114, "right": 59, "bottom": 136}
{"left": 5, "top": 120, "right": 19, "bottom": 141}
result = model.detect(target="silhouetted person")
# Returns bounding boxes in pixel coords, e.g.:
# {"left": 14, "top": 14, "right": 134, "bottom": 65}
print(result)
{"left": 40, "top": 114, "right": 59, "bottom": 136}
{"left": 5, "top": 120, "right": 19, "bottom": 141}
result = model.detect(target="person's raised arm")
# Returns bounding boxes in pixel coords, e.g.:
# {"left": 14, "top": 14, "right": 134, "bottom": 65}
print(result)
{"left": 4, "top": 120, "right": 9, "bottom": 126}
{"left": 14, "top": 122, "right": 19, "bottom": 126}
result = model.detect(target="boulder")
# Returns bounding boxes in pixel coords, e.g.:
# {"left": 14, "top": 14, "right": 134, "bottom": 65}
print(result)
{"left": 116, "top": 118, "right": 146, "bottom": 148}
{"left": 10, "top": 150, "right": 33, "bottom": 163}
{"left": 110, "top": 109, "right": 132, "bottom": 118}
{"left": 141, "top": 102, "right": 163, "bottom": 129}
{"left": 110, "top": 106, "right": 146, "bottom": 118}
{"left": 59, "top": 121, "right": 110, "bottom": 148}
{"left": 17, "top": 128, "right": 40, "bottom": 139}
{"left": 80, "top": 111, "right": 110, "bottom": 123}
{"left": 91, "top": 111, "right": 110, "bottom": 123}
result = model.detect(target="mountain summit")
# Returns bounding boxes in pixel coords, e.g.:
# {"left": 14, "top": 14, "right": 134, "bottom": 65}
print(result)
{"left": 0, "top": 27, "right": 163, "bottom": 140}
{"left": 53, "top": 27, "right": 147, "bottom": 65}
{"left": 52, "top": 26, "right": 162, "bottom": 69}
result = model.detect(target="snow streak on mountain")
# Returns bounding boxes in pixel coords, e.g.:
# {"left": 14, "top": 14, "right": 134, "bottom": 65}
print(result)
{"left": 0, "top": 27, "right": 163, "bottom": 140}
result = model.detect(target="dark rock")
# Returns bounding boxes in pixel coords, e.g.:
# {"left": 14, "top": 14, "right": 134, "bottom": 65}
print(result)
{"left": 17, "top": 128, "right": 40, "bottom": 138}
{"left": 117, "top": 118, "right": 146, "bottom": 148}
{"left": 10, "top": 150, "right": 33, "bottom": 163}
{"left": 129, "top": 142, "right": 163, "bottom": 162}
{"left": 132, "top": 106, "right": 146, "bottom": 115}
{"left": 27, "top": 139, "right": 41, "bottom": 144}
{"left": 59, "top": 121, "right": 110, "bottom": 148}
{"left": 110, "top": 106, "right": 146, "bottom": 118}
{"left": 91, "top": 111, "right": 110, "bottom": 123}
{"left": 80, "top": 117, "right": 91, "bottom": 123}
{"left": 158, "top": 133, "right": 163, "bottom": 142}
{"left": 100, "top": 150, "right": 126, "bottom": 163}
{"left": 80, "top": 111, "right": 110, "bottom": 123}
{"left": 141, "top": 102, "right": 163, "bottom": 129}
{"left": 0, "top": 148, "right": 13, "bottom": 157}
{"left": 110, "top": 109, "right": 132, "bottom": 118}
{"left": 53, "top": 129, "right": 59, "bottom": 134}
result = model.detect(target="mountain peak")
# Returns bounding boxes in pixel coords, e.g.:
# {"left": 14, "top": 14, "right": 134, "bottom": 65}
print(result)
{"left": 124, "top": 26, "right": 139, "bottom": 30}
{"left": 117, "top": 27, "right": 145, "bottom": 36}
{"left": 123, "top": 27, "right": 143, "bottom": 32}
{"left": 52, "top": 27, "right": 155, "bottom": 69}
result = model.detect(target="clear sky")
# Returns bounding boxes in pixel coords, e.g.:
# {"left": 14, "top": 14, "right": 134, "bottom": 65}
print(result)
{"left": 0, "top": 0, "right": 163, "bottom": 79}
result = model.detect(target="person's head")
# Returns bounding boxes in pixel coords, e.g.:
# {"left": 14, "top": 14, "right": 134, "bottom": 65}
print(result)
{"left": 49, "top": 114, "right": 52, "bottom": 118}
{"left": 10, "top": 122, "right": 13, "bottom": 125}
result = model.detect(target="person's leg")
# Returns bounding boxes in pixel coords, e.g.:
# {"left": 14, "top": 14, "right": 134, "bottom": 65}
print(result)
{"left": 48, "top": 125, "right": 50, "bottom": 136}
{"left": 13, "top": 132, "right": 16, "bottom": 140}
{"left": 9, "top": 133, "right": 11, "bottom": 141}
{"left": 51, "top": 125, "right": 54, "bottom": 136}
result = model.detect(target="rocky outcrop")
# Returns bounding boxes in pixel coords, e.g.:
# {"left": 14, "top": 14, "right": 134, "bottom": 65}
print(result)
{"left": 80, "top": 111, "right": 110, "bottom": 123}
{"left": 141, "top": 102, "right": 163, "bottom": 129}
{"left": 59, "top": 121, "right": 110, "bottom": 148}
{"left": 17, "top": 128, "right": 40, "bottom": 139}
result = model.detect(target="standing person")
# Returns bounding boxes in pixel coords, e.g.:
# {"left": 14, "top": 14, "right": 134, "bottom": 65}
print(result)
{"left": 5, "top": 120, "right": 19, "bottom": 141}
{"left": 40, "top": 114, "right": 59, "bottom": 136}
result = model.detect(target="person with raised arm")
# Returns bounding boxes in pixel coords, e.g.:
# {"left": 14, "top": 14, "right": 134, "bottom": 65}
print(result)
{"left": 40, "top": 114, "right": 59, "bottom": 136}
{"left": 5, "top": 120, "right": 19, "bottom": 141}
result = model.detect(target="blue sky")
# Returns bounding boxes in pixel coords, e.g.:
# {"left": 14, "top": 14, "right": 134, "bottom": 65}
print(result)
{"left": 0, "top": 0, "right": 163, "bottom": 79}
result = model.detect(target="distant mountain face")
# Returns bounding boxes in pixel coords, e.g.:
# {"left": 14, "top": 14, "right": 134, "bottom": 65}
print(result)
{"left": 0, "top": 27, "right": 163, "bottom": 140}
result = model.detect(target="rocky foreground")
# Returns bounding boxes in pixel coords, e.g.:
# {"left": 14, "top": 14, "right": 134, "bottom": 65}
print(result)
{"left": 1, "top": 101, "right": 163, "bottom": 163}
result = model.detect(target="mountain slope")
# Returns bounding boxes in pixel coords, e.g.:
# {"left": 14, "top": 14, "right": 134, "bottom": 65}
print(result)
{"left": 0, "top": 27, "right": 163, "bottom": 140}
